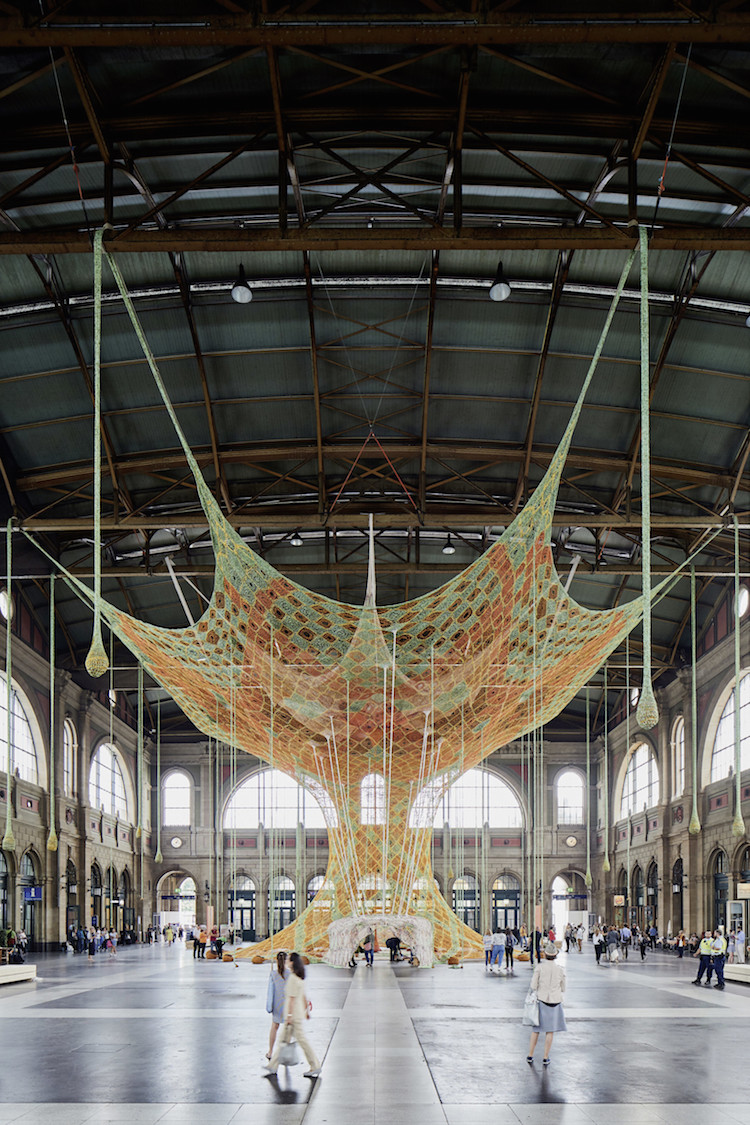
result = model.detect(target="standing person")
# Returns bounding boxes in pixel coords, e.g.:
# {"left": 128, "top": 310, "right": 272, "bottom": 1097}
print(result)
{"left": 564, "top": 923, "right": 572, "bottom": 952}
{"left": 489, "top": 926, "right": 505, "bottom": 973}
{"left": 638, "top": 929, "right": 648, "bottom": 960}
{"left": 576, "top": 923, "right": 586, "bottom": 953}
{"left": 692, "top": 931, "right": 714, "bottom": 985}
{"left": 504, "top": 927, "right": 516, "bottom": 973}
{"left": 265, "top": 951, "right": 289, "bottom": 1061}
{"left": 592, "top": 926, "right": 604, "bottom": 964}
{"left": 87, "top": 928, "right": 96, "bottom": 961}
{"left": 736, "top": 926, "right": 746, "bottom": 965}
{"left": 526, "top": 944, "right": 566, "bottom": 1067}
{"left": 605, "top": 926, "right": 620, "bottom": 963}
{"left": 363, "top": 930, "right": 374, "bottom": 966}
{"left": 483, "top": 929, "right": 493, "bottom": 970}
{"left": 648, "top": 923, "right": 658, "bottom": 949}
{"left": 711, "top": 929, "right": 727, "bottom": 990}
{"left": 727, "top": 930, "right": 736, "bottom": 964}
{"left": 676, "top": 930, "right": 687, "bottom": 959}
{"left": 198, "top": 927, "right": 208, "bottom": 958}
{"left": 265, "top": 951, "right": 321, "bottom": 1078}
{"left": 620, "top": 922, "right": 631, "bottom": 960}
{"left": 193, "top": 928, "right": 200, "bottom": 959}
{"left": 164, "top": 924, "right": 174, "bottom": 946}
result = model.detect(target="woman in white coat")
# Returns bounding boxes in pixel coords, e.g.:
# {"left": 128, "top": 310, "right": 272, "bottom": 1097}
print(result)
{"left": 266, "top": 951, "right": 322, "bottom": 1078}
{"left": 526, "top": 945, "right": 566, "bottom": 1066}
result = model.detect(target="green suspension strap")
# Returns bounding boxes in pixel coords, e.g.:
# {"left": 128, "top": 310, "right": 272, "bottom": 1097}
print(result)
{"left": 3, "top": 520, "right": 15, "bottom": 852}
{"left": 585, "top": 686, "right": 592, "bottom": 889}
{"left": 636, "top": 225, "right": 659, "bottom": 730}
{"left": 136, "top": 664, "right": 143, "bottom": 841}
{"left": 47, "top": 575, "right": 58, "bottom": 852}
{"left": 602, "top": 666, "right": 610, "bottom": 874}
{"left": 688, "top": 567, "right": 701, "bottom": 835}
{"left": 732, "top": 517, "right": 746, "bottom": 838}
{"left": 154, "top": 699, "right": 163, "bottom": 864}
{"left": 85, "top": 228, "right": 109, "bottom": 679}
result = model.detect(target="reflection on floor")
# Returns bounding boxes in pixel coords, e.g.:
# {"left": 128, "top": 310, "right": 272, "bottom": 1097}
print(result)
{"left": 0, "top": 941, "right": 748, "bottom": 1124}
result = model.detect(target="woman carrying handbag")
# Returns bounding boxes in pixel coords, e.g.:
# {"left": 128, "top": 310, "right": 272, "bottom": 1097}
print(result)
{"left": 265, "top": 951, "right": 322, "bottom": 1079}
{"left": 526, "top": 944, "right": 566, "bottom": 1066}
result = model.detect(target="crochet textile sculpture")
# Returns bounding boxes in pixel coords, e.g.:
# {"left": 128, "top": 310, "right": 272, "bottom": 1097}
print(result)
{"left": 72, "top": 236, "right": 659, "bottom": 963}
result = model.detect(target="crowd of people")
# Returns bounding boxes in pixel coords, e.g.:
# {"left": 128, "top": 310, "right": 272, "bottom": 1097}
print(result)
{"left": 66, "top": 924, "right": 120, "bottom": 958}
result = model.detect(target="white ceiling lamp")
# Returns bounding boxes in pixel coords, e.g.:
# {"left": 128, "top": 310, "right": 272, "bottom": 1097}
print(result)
{"left": 231, "top": 264, "right": 253, "bottom": 304}
{"left": 290, "top": 531, "right": 303, "bottom": 547}
{"left": 489, "top": 259, "right": 511, "bottom": 302}
{"left": 442, "top": 535, "right": 456, "bottom": 556}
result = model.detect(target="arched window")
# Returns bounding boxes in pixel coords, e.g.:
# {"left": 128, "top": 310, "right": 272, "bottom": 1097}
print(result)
{"left": 0, "top": 851, "right": 7, "bottom": 929}
{"left": 224, "top": 768, "right": 330, "bottom": 829}
{"left": 711, "top": 673, "right": 750, "bottom": 782}
{"left": 361, "top": 772, "right": 385, "bottom": 825}
{"left": 412, "top": 768, "right": 522, "bottom": 829}
{"left": 88, "top": 743, "right": 128, "bottom": 819}
{"left": 671, "top": 716, "right": 685, "bottom": 798}
{"left": 63, "top": 718, "right": 77, "bottom": 797}
{"left": 269, "top": 875, "right": 295, "bottom": 933}
{"left": 452, "top": 873, "right": 479, "bottom": 931}
{"left": 556, "top": 770, "right": 584, "bottom": 824}
{"left": 619, "top": 742, "right": 659, "bottom": 819}
{"left": 162, "top": 770, "right": 191, "bottom": 826}
{"left": 0, "top": 672, "right": 38, "bottom": 784}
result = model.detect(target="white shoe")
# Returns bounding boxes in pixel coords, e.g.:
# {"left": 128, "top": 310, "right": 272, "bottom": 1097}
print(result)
{"left": 304, "top": 1069, "right": 320, "bottom": 1078}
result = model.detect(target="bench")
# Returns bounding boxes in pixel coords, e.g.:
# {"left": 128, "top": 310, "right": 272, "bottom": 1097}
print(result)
{"left": 724, "top": 963, "right": 750, "bottom": 984}
{"left": 0, "top": 963, "right": 37, "bottom": 985}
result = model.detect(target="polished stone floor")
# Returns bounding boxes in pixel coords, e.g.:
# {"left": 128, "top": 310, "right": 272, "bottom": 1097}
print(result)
{"left": 0, "top": 940, "right": 748, "bottom": 1124}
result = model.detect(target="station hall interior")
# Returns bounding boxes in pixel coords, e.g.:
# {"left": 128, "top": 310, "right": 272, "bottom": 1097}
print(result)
{"left": 1, "top": 2, "right": 750, "bottom": 1119}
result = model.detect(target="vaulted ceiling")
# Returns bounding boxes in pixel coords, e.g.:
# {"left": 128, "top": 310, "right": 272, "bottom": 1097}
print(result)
{"left": 1, "top": 2, "right": 749, "bottom": 738}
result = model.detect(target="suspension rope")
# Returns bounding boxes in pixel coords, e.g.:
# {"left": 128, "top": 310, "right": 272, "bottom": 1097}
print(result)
{"left": 688, "top": 566, "right": 701, "bottom": 836}
{"left": 47, "top": 574, "right": 58, "bottom": 852}
{"left": 636, "top": 225, "right": 659, "bottom": 731}
{"left": 4, "top": 521, "right": 15, "bottom": 852}
{"left": 732, "top": 517, "right": 745, "bottom": 838}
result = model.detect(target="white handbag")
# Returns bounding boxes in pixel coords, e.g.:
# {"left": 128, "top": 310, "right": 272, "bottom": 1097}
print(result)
{"left": 277, "top": 1024, "right": 300, "bottom": 1066}
{"left": 522, "top": 987, "right": 539, "bottom": 1026}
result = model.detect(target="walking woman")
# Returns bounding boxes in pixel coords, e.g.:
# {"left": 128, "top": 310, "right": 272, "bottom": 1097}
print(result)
{"left": 526, "top": 944, "right": 566, "bottom": 1067}
{"left": 504, "top": 927, "right": 516, "bottom": 973}
{"left": 265, "top": 951, "right": 289, "bottom": 1060}
{"left": 266, "top": 952, "right": 322, "bottom": 1078}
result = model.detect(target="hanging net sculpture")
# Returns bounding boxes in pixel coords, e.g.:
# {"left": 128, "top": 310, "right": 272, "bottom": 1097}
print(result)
{"left": 50, "top": 232, "right": 671, "bottom": 963}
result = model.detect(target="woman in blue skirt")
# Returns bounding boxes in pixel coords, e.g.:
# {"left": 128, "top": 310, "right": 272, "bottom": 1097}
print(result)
{"left": 526, "top": 943, "right": 566, "bottom": 1066}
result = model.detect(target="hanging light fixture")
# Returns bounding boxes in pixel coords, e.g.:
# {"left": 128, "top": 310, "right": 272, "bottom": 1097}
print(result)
{"left": 442, "top": 535, "right": 456, "bottom": 556}
{"left": 230, "top": 264, "right": 253, "bottom": 304}
{"left": 489, "top": 259, "right": 511, "bottom": 302}
{"left": 290, "top": 531, "right": 303, "bottom": 547}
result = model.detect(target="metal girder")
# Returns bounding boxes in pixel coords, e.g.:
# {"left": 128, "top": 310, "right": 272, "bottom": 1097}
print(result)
{"left": 4, "top": 226, "right": 750, "bottom": 254}
{"left": 18, "top": 511, "right": 746, "bottom": 533}
{"left": 58, "top": 561, "right": 750, "bottom": 579}
{"left": 4, "top": 13, "right": 750, "bottom": 48}
{"left": 14, "top": 441, "right": 749, "bottom": 494}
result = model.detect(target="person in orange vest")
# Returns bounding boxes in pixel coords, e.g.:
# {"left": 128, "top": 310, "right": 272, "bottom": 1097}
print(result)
{"left": 197, "top": 927, "right": 208, "bottom": 958}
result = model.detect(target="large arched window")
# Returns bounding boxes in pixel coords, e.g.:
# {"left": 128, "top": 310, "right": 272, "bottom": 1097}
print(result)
{"left": 88, "top": 743, "right": 128, "bottom": 819}
{"left": 0, "top": 672, "right": 38, "bottom": 784}
{"left": 671, "top": 716, "right": 685, "bottom": 798}
{"left": 619, "top": 742, "right": 659, "bottom": 819}
{"left": 162, "top": 770, "right": 191, "bottom": 826}
{"left": 63, "top": 718, "right": 77, "bottom": 797}
{"left": 224, "top": 768, "right": 329, "bottom": 829}
{"left": 361, "top": 772, "right": 385, "bottom": 826}
{"left": 411, "top": 768, "right": 523, "bottom": 829}
{"left": 711, "top": 673, "right": 750, "bottom": 782}
{"left": 556, "top": 770, "right": 584, "bottom": 824}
